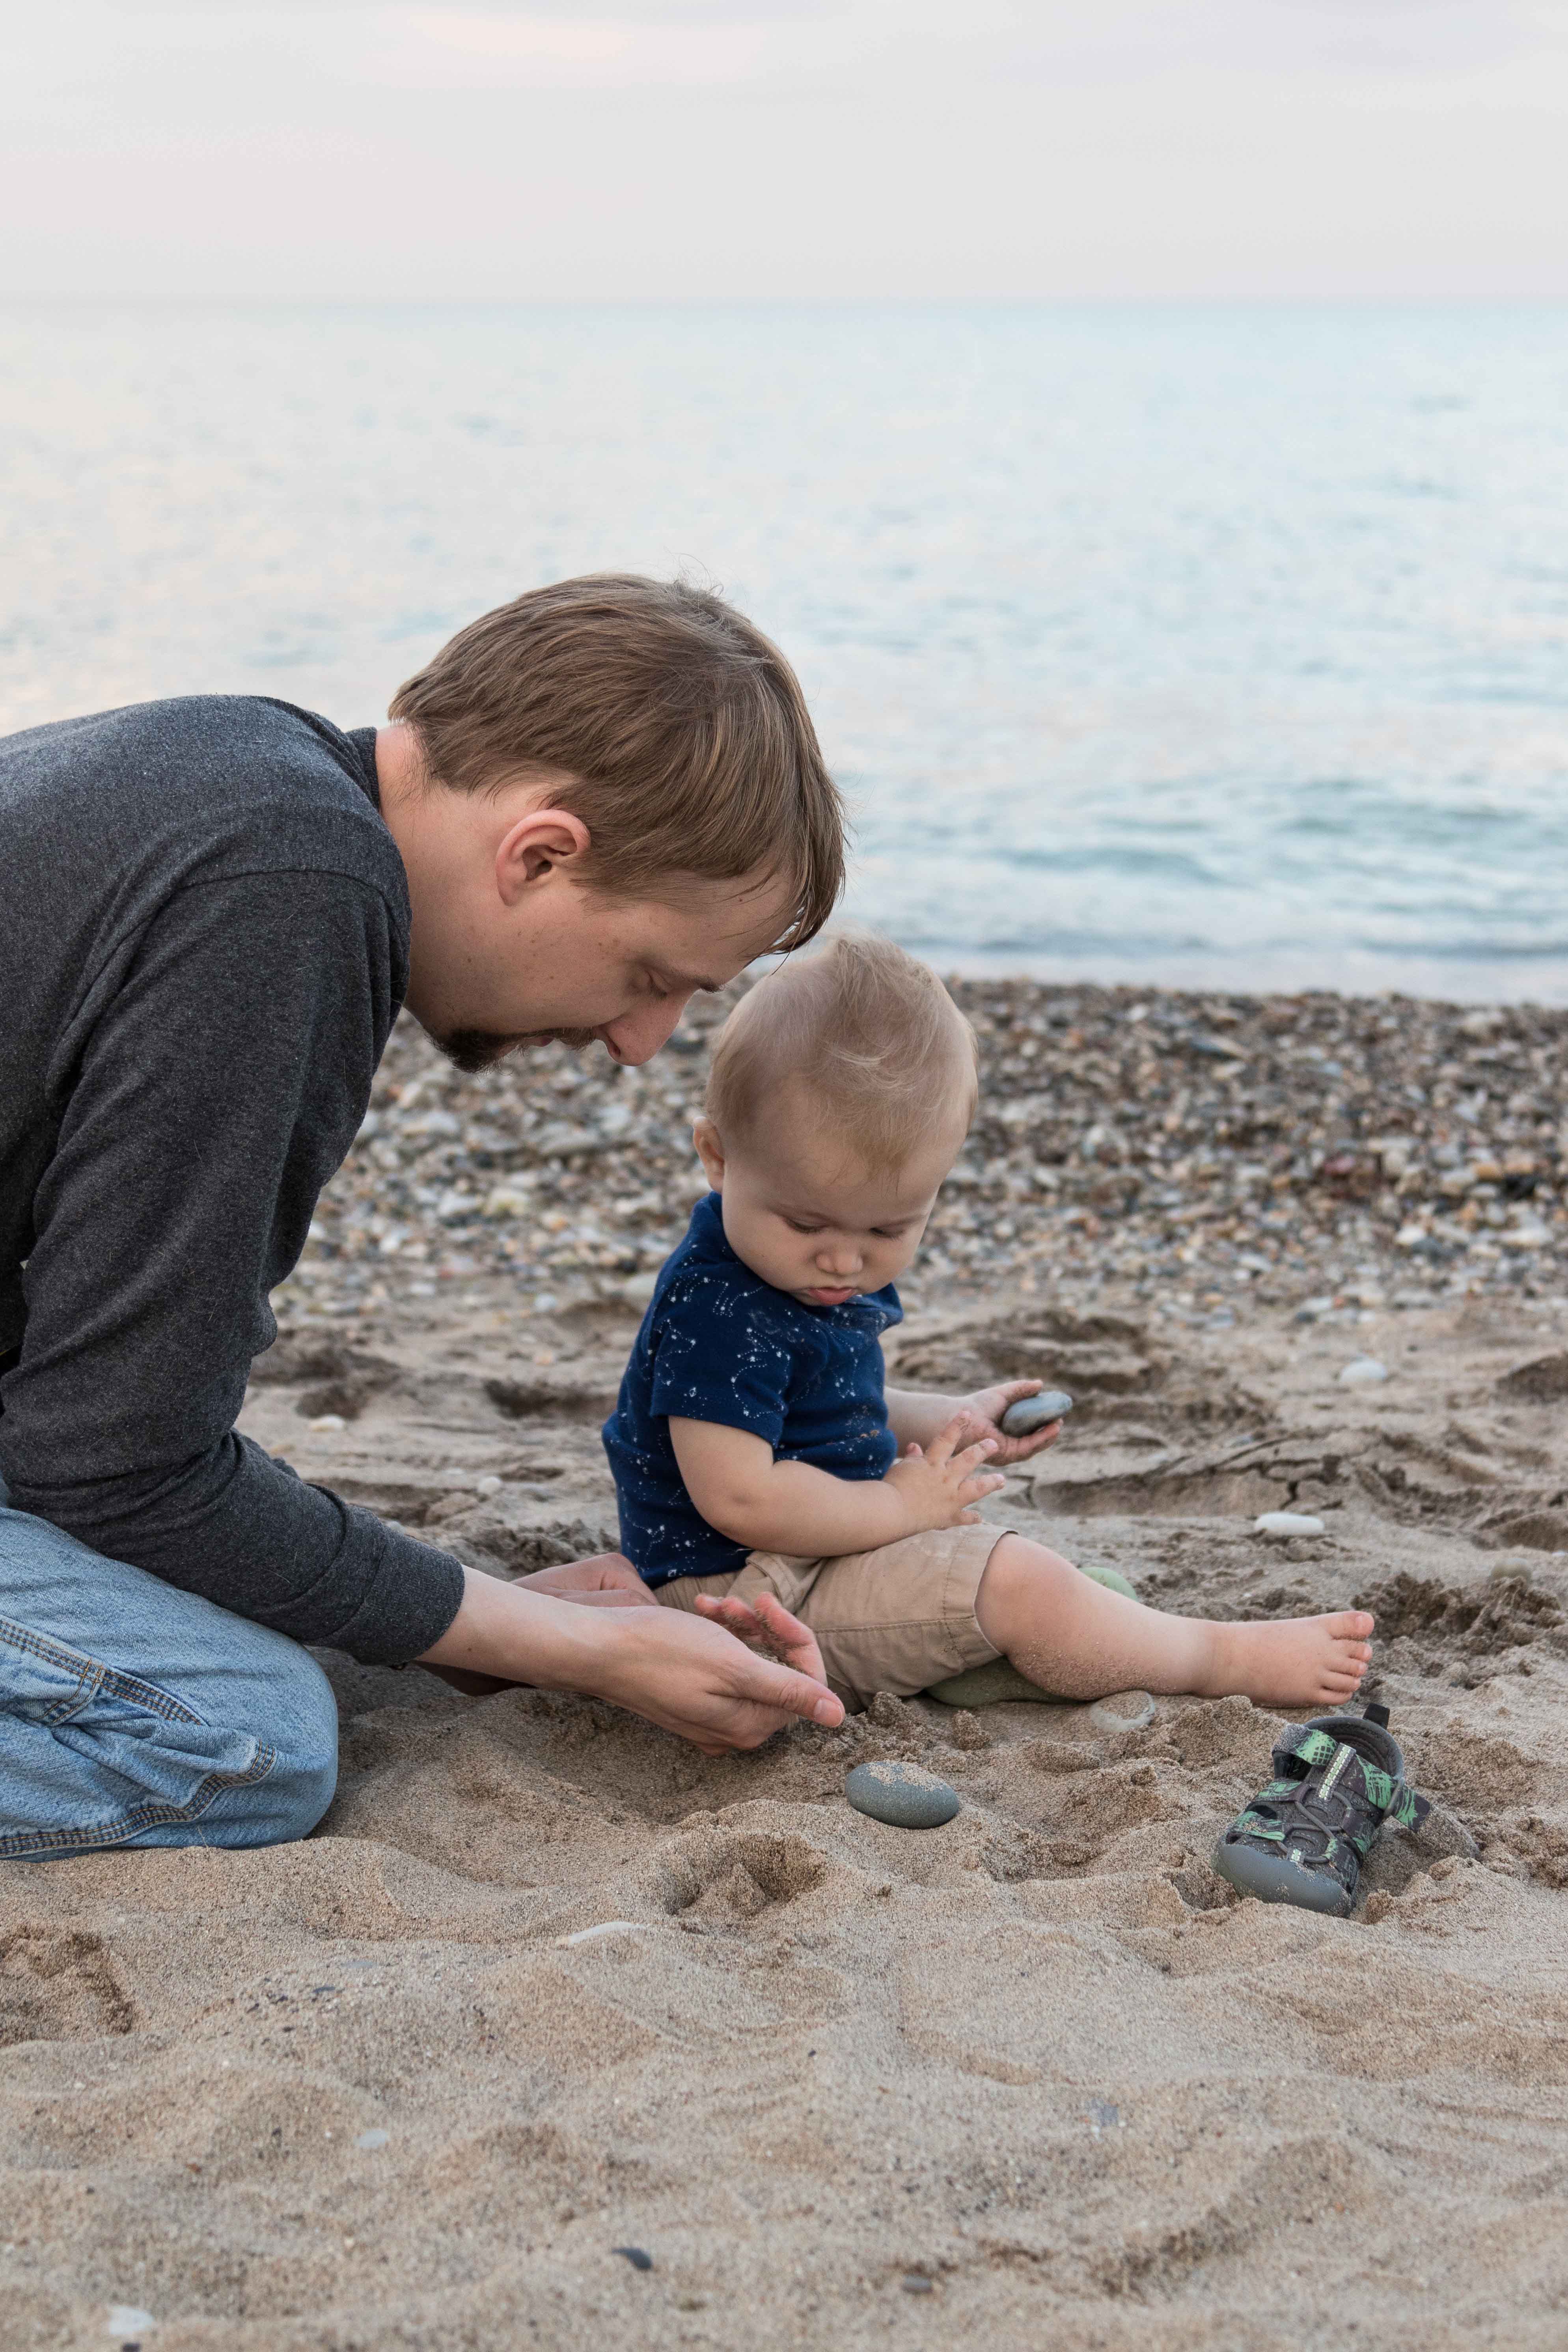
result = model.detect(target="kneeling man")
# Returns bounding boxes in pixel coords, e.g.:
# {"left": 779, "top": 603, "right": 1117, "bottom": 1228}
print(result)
{"left": 0, "top": 575, "right": 847, "bottom": 1860}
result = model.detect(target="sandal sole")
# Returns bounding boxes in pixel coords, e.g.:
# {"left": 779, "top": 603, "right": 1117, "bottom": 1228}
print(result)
{"left": 1212, "top": 1836, "right": 1354, "bottom": 1917}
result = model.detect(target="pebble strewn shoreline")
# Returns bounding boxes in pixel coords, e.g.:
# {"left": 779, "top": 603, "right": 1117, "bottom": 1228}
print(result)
{"left": 276, "top": 981, "right": 1567, "bottom": 1332}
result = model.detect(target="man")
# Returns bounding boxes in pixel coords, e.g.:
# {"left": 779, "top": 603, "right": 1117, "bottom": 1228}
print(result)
{"left": 0, "top": 575, "right": 848, "bottom": 1861}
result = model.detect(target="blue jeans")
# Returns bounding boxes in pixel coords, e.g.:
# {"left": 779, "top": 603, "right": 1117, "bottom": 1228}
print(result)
{"left": 0, "top": 1474, "right": 338, "bottom": 1859}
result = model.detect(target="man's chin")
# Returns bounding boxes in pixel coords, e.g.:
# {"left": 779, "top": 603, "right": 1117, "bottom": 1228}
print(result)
{"left": 433, "top": 1026, "right": 600, "bottom": 1074}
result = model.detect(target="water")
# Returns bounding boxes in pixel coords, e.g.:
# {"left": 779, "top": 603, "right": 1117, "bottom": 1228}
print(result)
{"left": 4, "top": 300, "right": 1566, "bottom": 1003}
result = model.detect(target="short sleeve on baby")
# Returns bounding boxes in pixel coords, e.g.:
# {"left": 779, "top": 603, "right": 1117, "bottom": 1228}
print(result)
{"left": 646, "top": 1267, "right": 814, "bottom": 1447}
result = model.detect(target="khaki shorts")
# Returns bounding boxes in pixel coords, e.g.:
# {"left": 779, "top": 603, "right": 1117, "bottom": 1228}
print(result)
{"left": 654, "top": 1520, "right": 1010, "bottom": 1713}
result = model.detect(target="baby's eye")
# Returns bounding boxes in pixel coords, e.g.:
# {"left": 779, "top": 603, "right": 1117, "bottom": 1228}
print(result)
{"left": 784, "top": 1218, "right": 825, "bottom": 1235}
{"left": 872, "top": 1227, "right": 908, "bottom": 1240}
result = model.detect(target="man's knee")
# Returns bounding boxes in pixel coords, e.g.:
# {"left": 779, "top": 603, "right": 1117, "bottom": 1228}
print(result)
{"left": 245, "top": 1646, "right": 339, "bottom": 1844}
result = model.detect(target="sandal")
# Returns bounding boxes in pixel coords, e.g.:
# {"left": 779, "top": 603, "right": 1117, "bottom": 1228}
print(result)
{"left": 1212, "top": 1701, "right": 1429, "bottom": 1917}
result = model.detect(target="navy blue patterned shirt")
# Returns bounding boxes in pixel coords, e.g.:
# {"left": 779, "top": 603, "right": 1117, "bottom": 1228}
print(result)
{"left": 602, "top": 1192, "right": 902, "bottom": 1584}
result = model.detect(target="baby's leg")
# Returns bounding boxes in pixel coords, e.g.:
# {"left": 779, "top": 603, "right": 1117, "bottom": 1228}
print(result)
{"left": 975, "top": 1535, "right": 1372, "bottom": 1711}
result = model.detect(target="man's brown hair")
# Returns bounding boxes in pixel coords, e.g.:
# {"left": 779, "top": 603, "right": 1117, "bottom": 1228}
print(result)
{"left": 390, "top": 574, "right": 843, "bottom": 950}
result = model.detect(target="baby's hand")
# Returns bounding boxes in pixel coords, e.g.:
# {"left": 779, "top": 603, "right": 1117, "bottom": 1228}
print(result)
{"left": 952, "top": 1380, "right": 1068, "bottom": 1467}
{"left": 884, "top": 1416, "right": 1005, "bottom": 1535}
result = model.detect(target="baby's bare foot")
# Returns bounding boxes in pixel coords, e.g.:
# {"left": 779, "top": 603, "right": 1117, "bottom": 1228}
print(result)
{"left": 1208, "top": 1611, "right": 1374, "bottom": 1709}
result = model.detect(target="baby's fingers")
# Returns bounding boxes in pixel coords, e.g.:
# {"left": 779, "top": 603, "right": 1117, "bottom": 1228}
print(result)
{"left": 924, "top": 1414, "right": 973, "bottom": 1468}
{"left": 951, "top": 1435, "right": 999, "bottom": 1480}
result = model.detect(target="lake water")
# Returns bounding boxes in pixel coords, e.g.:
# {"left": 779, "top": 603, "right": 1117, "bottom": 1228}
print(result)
{"left": 3, "top": 301, "right": 1565, "bottom": 1003}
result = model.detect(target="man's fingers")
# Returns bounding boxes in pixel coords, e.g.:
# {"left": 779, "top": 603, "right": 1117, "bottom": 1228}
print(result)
{"left": 691, "top": 1592, "right": 832, "bottom": 1695}
{"left": 744, "top": 1660, "right": 844, "bottom": 1728}
{"left": 746, "top": 1590, "right": 831, "bottom": 1686}
{"left": 694, "top": 1592, "right": 760, "bottom": 1632}
{"left": 748, "top": 1590, "right": 814, "bottom": 1643}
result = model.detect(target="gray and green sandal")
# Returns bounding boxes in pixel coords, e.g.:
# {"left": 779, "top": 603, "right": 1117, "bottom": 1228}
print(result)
{"left": 1212, "top": 1702, "right": 1429, "bottom": 1917}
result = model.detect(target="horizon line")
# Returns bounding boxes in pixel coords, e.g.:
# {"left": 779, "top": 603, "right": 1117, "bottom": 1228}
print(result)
{"left": 3, "top": 289, "right": 1567, "bottom": 311}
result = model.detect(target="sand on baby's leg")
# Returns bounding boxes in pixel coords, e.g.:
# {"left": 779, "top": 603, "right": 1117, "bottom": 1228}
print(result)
{"left": 973, "top": 1534, "right": 1373, "bottom": 1713}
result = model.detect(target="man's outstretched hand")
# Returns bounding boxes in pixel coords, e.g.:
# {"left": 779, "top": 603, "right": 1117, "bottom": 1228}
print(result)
{"left": 592, "top": 1599, "right": 844, "bottom": 1755}
{"left": 418, "top": 1564, "right": 845, "bottom": 1753}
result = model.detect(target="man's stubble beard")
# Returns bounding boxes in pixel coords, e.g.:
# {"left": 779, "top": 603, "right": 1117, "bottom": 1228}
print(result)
{"left": 433, "top": 1026, "right": 600, "bottom": 1074}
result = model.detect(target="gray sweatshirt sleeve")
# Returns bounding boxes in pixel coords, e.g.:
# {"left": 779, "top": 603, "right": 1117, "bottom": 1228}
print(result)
{"left": 0, "top": 869, "right": 465, "bottom": 1665}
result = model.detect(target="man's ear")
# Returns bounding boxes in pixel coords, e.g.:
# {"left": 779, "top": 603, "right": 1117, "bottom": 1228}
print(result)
{"left": 494, "top": 807, "right": 592, "bottom": 905}
{"left": 692, "top": 1118, "right": 726, "bottom": 1192}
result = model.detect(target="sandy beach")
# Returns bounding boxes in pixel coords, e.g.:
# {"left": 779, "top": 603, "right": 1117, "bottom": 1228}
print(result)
{"left": 4, "top": 980, "right": 1567, "bottom": 2350}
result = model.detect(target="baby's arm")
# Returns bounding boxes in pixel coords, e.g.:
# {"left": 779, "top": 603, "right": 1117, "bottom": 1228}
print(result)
{"left": 668, "top": 1416, "right": 1003, "bottom": 1559}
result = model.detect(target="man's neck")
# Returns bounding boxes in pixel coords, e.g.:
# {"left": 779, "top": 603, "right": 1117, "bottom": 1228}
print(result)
{"left": 371, "top": 722, "right": 425, "bottom": 826}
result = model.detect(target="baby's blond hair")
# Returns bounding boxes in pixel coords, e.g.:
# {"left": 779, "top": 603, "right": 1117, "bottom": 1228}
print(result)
{"left": 705, "top": 932, "right": 979, "bottom": 1172}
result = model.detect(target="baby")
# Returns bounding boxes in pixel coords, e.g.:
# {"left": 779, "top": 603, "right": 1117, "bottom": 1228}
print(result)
{"left": 602, "top": 933, "right": 1373, "bottom": 1714}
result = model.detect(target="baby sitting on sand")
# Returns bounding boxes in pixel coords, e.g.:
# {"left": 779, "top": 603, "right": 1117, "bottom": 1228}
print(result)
{"left": 602, "top": 933, "right": 1374, "bottom": 1714}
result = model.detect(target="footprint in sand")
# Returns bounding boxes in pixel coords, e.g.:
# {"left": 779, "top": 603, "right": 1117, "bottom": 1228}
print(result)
{"left": 0, "top": 1927, "right": 136, "bottom": 2046}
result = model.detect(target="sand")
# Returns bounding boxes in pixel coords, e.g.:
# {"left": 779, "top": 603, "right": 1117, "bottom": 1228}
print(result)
{"left": 4, "top": 990, "right": 1568, "bottom": 2349}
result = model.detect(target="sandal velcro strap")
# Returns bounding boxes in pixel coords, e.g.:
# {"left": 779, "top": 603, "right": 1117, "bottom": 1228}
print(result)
{"left": 1269, "top": 1723, "right": 1429, "bottom": 1835}
{"left": 1213, "top": 1706, "right": 1430, "bottom": 1918}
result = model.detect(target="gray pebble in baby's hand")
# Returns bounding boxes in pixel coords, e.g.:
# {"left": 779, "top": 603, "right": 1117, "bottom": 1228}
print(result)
{"left": 1001, "top": 1390, "right": 1073, "bottom": 1438}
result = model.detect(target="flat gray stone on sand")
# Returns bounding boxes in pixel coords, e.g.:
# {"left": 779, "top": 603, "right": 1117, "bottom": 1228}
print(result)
{"left": 1001, "top": 1390, "right": 1074, "bottom": 1436}
{"left": 845, "top": 1761, "right": 961, "bottom": 1830}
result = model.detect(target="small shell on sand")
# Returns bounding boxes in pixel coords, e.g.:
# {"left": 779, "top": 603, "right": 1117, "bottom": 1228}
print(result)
{"left": 1088, "top": 1690, "right": 1156, "bottom": 1735}
{"left": 555, "top": 1920, "right": 648, "bottom": 1948}
{"left": 1339, "top": 1357, "right": 1390, "bottom": 1386}
{"left": 1255, "top": 1511, "right": 1327, "bottom": 1537}
{"left": 845, "top": 1761, "right": 961, "bottom": 1830}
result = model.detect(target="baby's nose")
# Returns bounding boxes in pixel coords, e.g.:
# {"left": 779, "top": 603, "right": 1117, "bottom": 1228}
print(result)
{"left": 817, "top": 1240, "right": 862, "bottom": 1274}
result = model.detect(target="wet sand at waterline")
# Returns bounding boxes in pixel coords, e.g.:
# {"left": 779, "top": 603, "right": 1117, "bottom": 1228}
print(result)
{"left": 4, "top": 984, "right": 1568, "bottom": 2349}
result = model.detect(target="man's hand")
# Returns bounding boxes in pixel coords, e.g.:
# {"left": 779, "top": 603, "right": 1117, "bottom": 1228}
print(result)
{"left": 692, "top": 1587, "right": 831, "bottom": 1688}
{"left": 418, "top": 1565, "right": 845, "bottom": 1754}
{"left": 949, "top": 1380, "right": 1068, "bottom": 1468}
{"left": 514, "top": 1552, "right": 660, "bottom": 1608}
{"left": 588, "top": 1603, "right": 845, "bottom": 1755}
{"left": 883, "top": 1415, "right": 1004, "bottom": 1533}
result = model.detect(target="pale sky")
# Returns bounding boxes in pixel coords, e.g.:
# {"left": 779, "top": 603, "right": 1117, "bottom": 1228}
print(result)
{"left": 3, "top": 0, "right": 1567, "bottom": 299}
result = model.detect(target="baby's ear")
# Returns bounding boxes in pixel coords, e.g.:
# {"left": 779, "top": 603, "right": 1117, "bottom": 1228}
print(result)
{"left": 692, "top": 1117, "right": 726, "bottom": 1190}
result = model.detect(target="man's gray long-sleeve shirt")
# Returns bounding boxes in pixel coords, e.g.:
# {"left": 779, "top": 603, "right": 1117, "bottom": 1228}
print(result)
{"left": 0, "top": 695, "right": 465, "bottom": 1665}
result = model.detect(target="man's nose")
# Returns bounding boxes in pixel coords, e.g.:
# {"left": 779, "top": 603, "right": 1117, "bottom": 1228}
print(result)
{"left": 600, "top": 994, "right": 692, "bottom": 1067}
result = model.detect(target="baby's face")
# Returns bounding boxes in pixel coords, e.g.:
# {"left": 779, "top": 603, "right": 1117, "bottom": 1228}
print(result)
{"left": 693, "top": 1084, "right": 966, "bottom": 1307}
